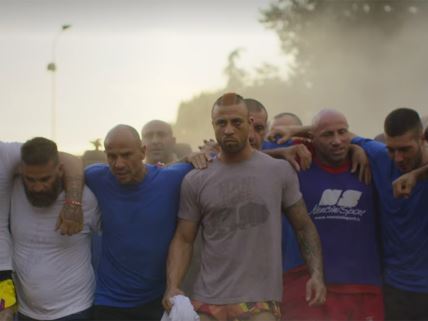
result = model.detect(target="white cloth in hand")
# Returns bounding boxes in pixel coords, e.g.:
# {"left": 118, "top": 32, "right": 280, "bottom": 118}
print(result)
{"left": 160, "top": 295, "right": 199, "bottom": 321}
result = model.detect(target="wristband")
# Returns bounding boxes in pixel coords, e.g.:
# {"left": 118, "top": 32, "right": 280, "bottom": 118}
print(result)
{"left": 0, "top": 279, "right": 16, "bottom": 311}
{"left": 64, "top": 199, "right": 82, "bottom": 207}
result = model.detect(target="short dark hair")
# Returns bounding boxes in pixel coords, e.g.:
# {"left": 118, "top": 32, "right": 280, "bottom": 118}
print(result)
{"left": 424, "top": 126, "right": 428, "bottom": 141}
{"left": 244, "top": 98, "right": 268, "bottom": 118}
{"left": 211, "top": 93, "right": 246, "bottom": 116}
{"left": 274, "top": 112, "right": 303, "bottom": 125}
{"left": 384, "top": 108, "right": 422, "bottom": 137}
{"left": 21, "top": 137, "right": 59, "bottom": 165}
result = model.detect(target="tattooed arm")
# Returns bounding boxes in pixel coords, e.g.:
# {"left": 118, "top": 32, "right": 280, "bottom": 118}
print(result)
{"left": 285, "top": 198, "right": 326, "bottom": 306}
{"left": 56, "top": 152, "right": 84, "bottom": 235}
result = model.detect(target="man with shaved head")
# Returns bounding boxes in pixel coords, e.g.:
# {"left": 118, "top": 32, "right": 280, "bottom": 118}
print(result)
{"left": 163, "top": 93, "right": 325, "bottom": 321}
{"left": 141, "top": 120, "right": 177, "bottom": 165}
{"left": 244, "top": 98, "right": 269, "bottom": 151}
{"left": 281, "top": 109, "right": 383, "bottom": 321}
{"left": 85, "top": 124, "right": 194, "bottom": 320}
{"left": 263, "top": 112, "right": 304, "bottom": 150}
{"left": 271, "top": 112, "right": 303, "bottom": 128}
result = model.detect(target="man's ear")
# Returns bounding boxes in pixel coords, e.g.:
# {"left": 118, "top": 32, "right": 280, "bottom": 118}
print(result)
{"left": 249, "top": 116, "right": 255, "bottom": 125}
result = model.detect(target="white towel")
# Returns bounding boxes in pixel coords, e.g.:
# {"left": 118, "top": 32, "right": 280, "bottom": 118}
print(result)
{"left": 160, "top": 295, "right": 200, "bottom": 321}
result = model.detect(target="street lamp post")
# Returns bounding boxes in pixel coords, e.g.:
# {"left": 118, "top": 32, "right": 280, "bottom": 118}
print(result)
{"left": 47, "top": 24, "right": 71, "bottom": 141}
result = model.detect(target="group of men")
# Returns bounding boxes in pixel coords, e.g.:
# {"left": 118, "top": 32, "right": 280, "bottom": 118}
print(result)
{"left": 0, "top": 92, "right": 427, "bottom": 321}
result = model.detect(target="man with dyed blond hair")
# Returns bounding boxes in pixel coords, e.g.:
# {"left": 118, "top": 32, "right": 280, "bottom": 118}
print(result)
{"left": 163, "top": 93, "right": 325, "bottom": 321}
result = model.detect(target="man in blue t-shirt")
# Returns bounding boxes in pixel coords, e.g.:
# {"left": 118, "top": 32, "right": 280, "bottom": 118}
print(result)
{"left": 280, "top": 110, "right": 383, "bottom": 321}
{"left": 352, "top": 108, "right": 428, "bottom": 320}
{"left": 85, "top": 124, "right": 193, "bottom": 320}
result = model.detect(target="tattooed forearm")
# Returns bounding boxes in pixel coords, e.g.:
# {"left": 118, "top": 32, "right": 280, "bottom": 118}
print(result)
{"left": 296, "top": 224, "right": 323, "bottom": 278}
{"left": 57, "top": 153, "right": 84, "bottom": 235}
{"left": 63, "top": 175, "right": 84, "bottom": 200}
{"left": 286, "top": 199, "right": 324, "bottom": 279}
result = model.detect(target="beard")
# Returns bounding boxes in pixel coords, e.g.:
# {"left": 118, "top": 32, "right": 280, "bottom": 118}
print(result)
{"left": 218, "top": 138, "right": 246, "bottom": 154}
{"left": 24, "top": 177, "right": 63, "bottom": 208}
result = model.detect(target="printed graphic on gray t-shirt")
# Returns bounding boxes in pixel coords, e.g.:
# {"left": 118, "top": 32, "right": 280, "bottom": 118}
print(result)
{"left": 179, "top": 151, "right": 301, "bottom": 304}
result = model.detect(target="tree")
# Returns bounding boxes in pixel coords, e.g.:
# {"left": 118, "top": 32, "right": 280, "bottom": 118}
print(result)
{"left": 224, "top": 48, "right": 248, "bottom": 90}
{"left": 259, "top": 0, "right": 428, "bottom": 136}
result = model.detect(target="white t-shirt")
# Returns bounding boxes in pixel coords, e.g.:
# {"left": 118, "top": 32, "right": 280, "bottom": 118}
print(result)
{"left": 0, "top": 142, "right": 21, "bottom": 271}
{"left": 11, "top": 179, "right": 100, "bottom": 320}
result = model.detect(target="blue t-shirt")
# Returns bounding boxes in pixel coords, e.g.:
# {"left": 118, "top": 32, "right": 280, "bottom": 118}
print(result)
{"left": 352, "top": 136, "right": 428, "bottom": 292}
{"left": 283, "top": 160, "right": 382, "bottom": 286}
{"left": 85, "top": 163, "right": 192, "bottom": 307}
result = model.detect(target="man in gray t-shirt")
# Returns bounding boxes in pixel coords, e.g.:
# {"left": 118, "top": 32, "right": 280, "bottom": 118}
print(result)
{"left": 163, "top": 93, "right": 326, "bottom": 321}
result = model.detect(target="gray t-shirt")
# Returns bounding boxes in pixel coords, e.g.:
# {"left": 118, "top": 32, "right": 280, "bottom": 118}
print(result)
{"left": 178, "top": 150, "right": 302, "bottom": 304}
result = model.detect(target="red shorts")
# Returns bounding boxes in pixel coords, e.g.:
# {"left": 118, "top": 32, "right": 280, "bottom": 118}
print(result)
{"left": 192, "top": 300, "right": 281, "bottom": 321}
{"left": 281, "top": 266, "right": 384, "bottom": 321}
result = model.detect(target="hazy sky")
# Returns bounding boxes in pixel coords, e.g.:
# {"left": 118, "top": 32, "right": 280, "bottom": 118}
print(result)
{"left": 0, "top": 0, "right": 287, "bottom": 153}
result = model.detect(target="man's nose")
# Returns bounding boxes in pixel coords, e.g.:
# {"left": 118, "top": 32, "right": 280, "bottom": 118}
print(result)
{"left": 32, "top": 181, "right": 46, "bottom": 193}
{"left": 114, "top": 156, "right": 126, "bottom": 169}
{"left": 224, "top": 123, "right": 235, "bottom": 135}
{"left": 393, "top": 150, "right": 404, "bottom": 162}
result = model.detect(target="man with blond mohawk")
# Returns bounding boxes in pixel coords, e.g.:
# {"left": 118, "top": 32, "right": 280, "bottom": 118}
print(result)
{"left": 163, "top": 93, "right": 325, "bottom": 321}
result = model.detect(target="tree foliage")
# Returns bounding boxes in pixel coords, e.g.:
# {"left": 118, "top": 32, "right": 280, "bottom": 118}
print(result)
{"left": 259, "top": 0, "right": 428, "bottom": 134}
{"left": 173, "top": 1, "right": 428, "bottom": 148}
{"left": 260, "top": 0, "right": 424, "bottom": 75}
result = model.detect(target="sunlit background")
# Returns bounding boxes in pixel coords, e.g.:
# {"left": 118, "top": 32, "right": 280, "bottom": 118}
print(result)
{"left": 1, "top": 0, "right": 427, "bottom": 154}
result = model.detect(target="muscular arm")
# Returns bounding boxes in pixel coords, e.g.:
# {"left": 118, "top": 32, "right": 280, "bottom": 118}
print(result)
{"left": 393, "top": 162, "right": 428, "bottom": 197}
{"left": 412, "top": 162, "right": 428, "bottom": 181}
{"left": 163, "top": 219, "right": 199, "bottom": 310}
{"left": 285, "top": 198, "right": 326, "bottom": 305}
{"left": 56, "top": 152, "right": 84, "bottom": 235}
{"left": 267, "top": 125, "right": 313, "bottom": 144}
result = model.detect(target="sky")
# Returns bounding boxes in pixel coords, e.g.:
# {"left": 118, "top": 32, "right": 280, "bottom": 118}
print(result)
{"left": 0, "top": 0, "right": 288, "bottom": 154}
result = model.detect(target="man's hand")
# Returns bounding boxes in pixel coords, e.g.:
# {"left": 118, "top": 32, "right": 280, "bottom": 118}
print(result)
{"left": 393, "top": 172, "right": 417, "bottom": 198}
{"left": 198, "top": 139, "right": 219, "bottom": 159}
{"left": 0, "top": 306, "right": 14, "bottom": 321}
{"left": 305, "top": 275, "right": 327, "bottom": 307}
{"left": 283, "top": 145, "right": 312, "bottom": 172}
{"left": 185, "top": 152, "right": 209, "bottom": 169}
{"left": 56, "top": 203, "right": 83, "bottom": 235}
{"left": 349, "top": 144, "right": 371, "bottom": 185}
{"left": 267, "top": 126, "right": 294, "bottom": 145}
{"left": 264, "top": 145, "right": 312, "bottom": 172}
{"left": 162, "top": 287, "right": 184, "bottom": 312}
{"left": 267, "top": 125, "right": 313, "bottom": 145}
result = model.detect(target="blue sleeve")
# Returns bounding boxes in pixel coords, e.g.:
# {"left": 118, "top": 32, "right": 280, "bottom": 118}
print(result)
{"left": 352, "top": 136, "right": 395, "bottom": 187}
{"left": 84, "top": 164, "right": 108, "bottom": 192}
{"left": 163, "top": 162, "right": 193, "bottom": 180}
{"left": 262, "top": 140, "right": 293, "bottom": 150}
{"left": 351, "top": 136, "right": 390, "bottom": 166}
